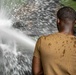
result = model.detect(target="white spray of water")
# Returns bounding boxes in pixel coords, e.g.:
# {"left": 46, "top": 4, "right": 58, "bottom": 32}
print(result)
{"left": 0, "top": 26, "right": 35, "bottom": 50}
{"left": 0, "top": 19, "right": 12, "bottom": 27}
{"left": 0, "top": 10, "right": 36, "bottom": 51}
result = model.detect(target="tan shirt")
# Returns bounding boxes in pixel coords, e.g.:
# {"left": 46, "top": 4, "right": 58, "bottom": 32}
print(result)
{"left": 33, "top": 32, "right": 76, "bottom": 75}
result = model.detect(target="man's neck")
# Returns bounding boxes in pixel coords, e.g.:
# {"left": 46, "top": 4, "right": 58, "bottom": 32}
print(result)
{"left": 59, "top": 31, "right": 74, "bottom": 36}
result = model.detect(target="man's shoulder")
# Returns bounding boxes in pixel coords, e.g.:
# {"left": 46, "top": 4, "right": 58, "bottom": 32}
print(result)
{"left": 39, "top": 32, "right": 59, "bottom": 40}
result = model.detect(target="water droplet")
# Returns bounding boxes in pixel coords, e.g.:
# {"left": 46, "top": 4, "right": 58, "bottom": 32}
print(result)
{"left": 56, "top": 41, "right": 58, "bottom": 43}
{"left": 74, "top": 41, "right": 76, "bottom": 44}
{"left": 48, "top": 43, "right": 51, "bottom": 46}
{"left": 62, "top": 41, "right": 64, "bottom": 43}
{"left": 62, "top": 44, "right": 64, "bottom": 47}
{"left": 71, "top": 37, "right": 74, "bottom": 40}
{"left": 66, "top": 40, "right": 68, "bottom": 43}
{"left": 73, "top": 44, "right": 76, "bottom": 48}
{"left": 58, "top": 49, "right": 60, "bottom": 51}
{"left": 63, "top": 49, "right": 65, "bottom": 55}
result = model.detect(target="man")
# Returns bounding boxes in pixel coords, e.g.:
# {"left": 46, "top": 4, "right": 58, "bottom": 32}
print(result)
{"left": 32, "top": 7, "right": 76, "bottom": 75}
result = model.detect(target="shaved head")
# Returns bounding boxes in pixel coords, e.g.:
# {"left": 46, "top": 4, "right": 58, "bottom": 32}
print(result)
{"left": 57, "top": 6, "right": 76, "bottom": 22}
{"left": 57, "top": 6, "right": 76, "bottom": 33}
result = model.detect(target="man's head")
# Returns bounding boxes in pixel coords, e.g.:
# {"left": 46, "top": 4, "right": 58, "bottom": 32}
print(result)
{"left": 57, "top": 6, "right": 76, "bottom": 32}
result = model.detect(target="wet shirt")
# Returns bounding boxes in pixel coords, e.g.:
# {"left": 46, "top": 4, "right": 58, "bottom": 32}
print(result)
{"left": 33, "top": 32, "right": 76, "bottom": 75}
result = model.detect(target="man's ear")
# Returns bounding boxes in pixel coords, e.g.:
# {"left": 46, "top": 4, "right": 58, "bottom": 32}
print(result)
{"left": 57, "top": 18, "right": 61, "bottom": 32}
{"left": 57, "top": 18, "right": 60, "bottom": 24}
